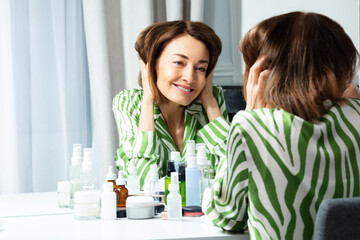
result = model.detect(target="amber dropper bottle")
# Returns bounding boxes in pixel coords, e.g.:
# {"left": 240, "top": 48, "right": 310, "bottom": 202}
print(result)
{"left": 115, "top": 170, "right": 128, "bottom": 208}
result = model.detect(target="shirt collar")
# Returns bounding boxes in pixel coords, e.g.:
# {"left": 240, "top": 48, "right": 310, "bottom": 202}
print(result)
{"left": 153, "top": 99, "right": 203, "bottom": 120}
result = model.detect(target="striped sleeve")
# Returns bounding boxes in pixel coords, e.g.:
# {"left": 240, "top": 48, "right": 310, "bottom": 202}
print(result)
{"left": 204, "top": 113, "right": 249, "bottom": 231}
{"left": 198, "top": 86, "right": 230, "bottom": 163}
{"left": 112, "top": 89, "right": 158, "bottom": 187}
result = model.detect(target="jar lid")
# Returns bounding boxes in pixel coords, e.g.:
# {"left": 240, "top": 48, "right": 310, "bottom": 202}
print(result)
{"left": 74, "top": 191, "right": 100, "bottom": 203}
{"left": 57, "top": 181, "right": 70, "bottom": 192}
{"left": 126, "top": 196, "right": 154, "bottom": 208}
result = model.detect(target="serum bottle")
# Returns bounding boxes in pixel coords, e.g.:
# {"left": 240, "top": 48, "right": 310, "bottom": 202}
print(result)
{"left": 106, "top": 166, "right": 117, "bottom": 192}
{"left": 165, "top": 160, "right": 175, "bottom": 205}
{"left": 167, "top": 172, "right": 182, "bottom": 220}
{"left": 185, "top": 156, "right": 200, "bottom": 206}
{"left": 178, "top": 163, "right": 186, "bottom": 207}
{"left": 101, "top": 182, "right": 116, "bottom": 220}
{"left": 127, "top": 159, "right": 140, "bottom": 194}
{"left": 171, "top": 151, "right": 181, "bottom": 172}
{"left": 69, "top": 144, "right": 82, "bottom": 208}
{"left": 115, "top": 170, "right": 128, "bottom": 208}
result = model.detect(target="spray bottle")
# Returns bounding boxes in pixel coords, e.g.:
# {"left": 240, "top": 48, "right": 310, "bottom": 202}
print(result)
{"left": 80, "top": 148, "right": 97, "bottom": 191}
{"left": 197, "top": 145, "right": 210, "bottom": 205}
{"left": 167, "top": 172, "right": 182, "bottom": 220}
{"left": 127, "top": 159, "right": 140, "bottom": 194}
{"left": 69, "top": 144, "right": 82, "bottom": 208}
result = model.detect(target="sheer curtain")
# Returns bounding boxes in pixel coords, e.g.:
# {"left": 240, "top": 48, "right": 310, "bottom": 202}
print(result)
{"left": 0, "top": 0, "right": 92, "bottom": 193}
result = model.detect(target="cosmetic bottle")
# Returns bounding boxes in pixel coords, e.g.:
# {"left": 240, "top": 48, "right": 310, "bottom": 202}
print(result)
{"left": 106, "top": 166, "right": 117, "bottom": 192}
{"left": 69, "top": 144, "right": 82, "bottom": 208}
{"left": 80, "top": 148, "right": 97, "bottom": 191}
{"left": 127, "top": 159, "right": 140, "bottom": 194}
{"left": 74, "top": 190, "right": 100, "bottom": 220}
{"left": 167, "top": 172, "right": 182, "bottom": 220}
{"left": 115, "top": 170, "right": 128, "bottom": 208}
{"left": 171, "top": 151, "right": 181, "bottom": 172}
{"left": 101, "top": 182, "right": 116, "bottom": 220}
{"left": 197, "top": 145, "right": 210, "bottom": 204}
{"left": 185, "top": 156, "right": 200, "bottom": 206}
{"left": 144, "top": 164, "right": 159, "bottom": 197}
{"left": 165, "top": 160, "right": 175, "bottom": 205}
{"left": 178, "top": 163, "right": 186, "bottom": 207}
{"left": 57, "top": 181, "right": 71, "bottom": 208}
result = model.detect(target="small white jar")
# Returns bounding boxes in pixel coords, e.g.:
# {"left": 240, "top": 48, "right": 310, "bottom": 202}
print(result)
{"left": 74, "top": 191, "right": 100, "bottom": 220}
{"left": 57, "top": 181, "right": 71, "bottom": 208}
{"left": 126, "top": 196, "right": 155, "bottom": 219}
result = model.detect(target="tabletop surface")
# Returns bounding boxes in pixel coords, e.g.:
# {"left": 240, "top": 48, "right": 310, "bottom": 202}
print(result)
{"left": 0, "top": 192, "right": 249, "bottom": 240}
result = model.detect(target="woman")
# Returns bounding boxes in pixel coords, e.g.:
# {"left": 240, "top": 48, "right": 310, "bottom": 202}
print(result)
{"left": 205, "top": 12, "right": 360, "bottom": 239}
{"left": 113, "top": 21, "right": 229, "bottom": 188}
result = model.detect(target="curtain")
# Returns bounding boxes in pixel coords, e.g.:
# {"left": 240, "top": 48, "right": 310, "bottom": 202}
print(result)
{"left": 82, "top": 0, "right": 205, "bottom": 185}
{"left": 0, "top": 0, "right": 91, "bottom": 193}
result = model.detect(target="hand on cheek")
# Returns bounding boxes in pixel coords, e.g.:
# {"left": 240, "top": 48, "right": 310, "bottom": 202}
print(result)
{"left": 200, "top": 71, "right": 214, "bottom": 103}
{"left": 140, "top": 60, "right": 154, "bottom": 102}
{"left": 245, "top": 56, "right": 270, "bottom": 110}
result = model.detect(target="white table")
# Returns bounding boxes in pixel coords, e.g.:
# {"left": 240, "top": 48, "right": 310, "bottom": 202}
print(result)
{"left": 0, "top": 192, "right": 249, "bottom": 240}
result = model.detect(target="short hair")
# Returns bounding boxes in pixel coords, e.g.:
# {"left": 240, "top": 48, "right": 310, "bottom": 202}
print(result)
{"left": 239, "top": 11, "right": 359, "bottom": 120}
{"left": 135, "top": 20, "right": 222, "bottom": 104}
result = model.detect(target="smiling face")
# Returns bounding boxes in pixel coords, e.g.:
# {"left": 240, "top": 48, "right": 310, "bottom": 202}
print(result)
{"left": 156, "top": 34, "right": 210, "bottom": 106}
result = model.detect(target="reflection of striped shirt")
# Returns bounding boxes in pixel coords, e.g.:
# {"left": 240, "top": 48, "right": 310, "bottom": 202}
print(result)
{"left": 113, "top": 86, "right": 229, "bottom": 188}
{"left": 205, "top": 98, "right": 360, "bottom": 240}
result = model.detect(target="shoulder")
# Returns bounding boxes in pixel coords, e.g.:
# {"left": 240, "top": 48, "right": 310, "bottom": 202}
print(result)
{"left": 113, "top": 88, "right": 143, "bottom": 110}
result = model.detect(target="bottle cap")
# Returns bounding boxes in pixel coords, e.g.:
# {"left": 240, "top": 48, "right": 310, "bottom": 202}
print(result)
{"left": 74, "top": 191, "right": 100, "bottom": 204}
{"left": 82, "top": 148, "right": 93, "bottom": 171}
{"left": 197, "top": 145, "right": 209, "bottom": 166}
{"left": 128, "top": 159, "right": 137, "bottom": 175}
{"left": 106, "top": 166, "right": 116, "bottom": 180}
{"left": 169, "top": 172, "right": 179, "bottom": 192}
{"left": 116, "top": 170, "right": 126, "bottom": 185}
{"left": 149, "top": 164, "right": 158, "bottom": 181}
{"left": 186, "top": 140, "right": 196, "bottom": 156}
{"left": 57, "top": 181, "right": 70, "bottom": 192}
{"left": 171, "top": 151, "right": 180, "bottom": 162}
{"left": 71, "top": 144, "right": 82, "bottom": 166}
{"left": 187, "top": 156, "right": 197, "bottom": 168}
{"left": 178, "top": 163, "right": 185, "bottom": 181}
{"left": 103, "top": 182, "right": 114, "bottom": 192}
{"left": 166, "top": 160, "right": 175, "bottom": 177}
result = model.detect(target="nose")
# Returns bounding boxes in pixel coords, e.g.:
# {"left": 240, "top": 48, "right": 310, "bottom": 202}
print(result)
{"left": 182, "top": 66, "right": 195, "bottom": 84}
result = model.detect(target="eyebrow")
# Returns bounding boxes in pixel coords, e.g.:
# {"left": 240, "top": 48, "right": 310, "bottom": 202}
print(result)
{"left": 172, "top": 53, "right": 209, "bottom": 64}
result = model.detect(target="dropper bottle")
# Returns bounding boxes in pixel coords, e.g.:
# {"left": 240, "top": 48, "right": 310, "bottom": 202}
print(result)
{"left": 106, "top": 166, "right": 117, "bottom": 192}
{"left": 69, "top": 144, "right": 82, "bottom": 208}
{"left": 80, "top": 148, "right": 97, "bottom": 191}
{"left": 115, "top": 170, "right": 128, "bottom": 208}
{"left": 167, "top": 172, "right": 182, "bottom": 220}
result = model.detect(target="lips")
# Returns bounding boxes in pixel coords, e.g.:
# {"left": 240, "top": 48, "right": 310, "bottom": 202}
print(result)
{"left": 174, "top": 84, "right": 194, "bottom": 93}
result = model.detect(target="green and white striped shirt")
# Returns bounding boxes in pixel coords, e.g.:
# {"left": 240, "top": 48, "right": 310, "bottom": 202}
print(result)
{"left": 113, "top": 85, "right": 229, "bottom": 188}
{"left": 206, "top": 98, "right": 360, "bottom": 240}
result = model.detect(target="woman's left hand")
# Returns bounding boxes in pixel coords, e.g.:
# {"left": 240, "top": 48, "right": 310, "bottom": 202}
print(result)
{"left": 200, "top": 71, "right": 215, "bottom": 103}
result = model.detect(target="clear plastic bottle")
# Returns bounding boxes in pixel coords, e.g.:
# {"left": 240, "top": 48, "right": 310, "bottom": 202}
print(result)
{"left": 106, "top": 166, "right": 117, "bottom": 192}
{"left": 80, "top": 148, "right": 97, "bottom": 191}
{"left": 167, "top": 172, "right": 182, "bottom": 220}
{"left": 115, "top": 170, "right": 128, "bottom": 208}
{"left": 165, "top": 160, "right": 175, "bottom": 205}
{"left": 69, "top": 144, "right": 82, "bottom": 208}
{"left": 185, "top": 156, "right": 200, "bottom": 206}
{"left": 101, "top": 182, "right": 116, "bottom": 220}
{"left": 197, "top": 145, "right": 210, "bottom": 205}
{"left": 127, "top": 159, "right": 140, "bottom": 194}
{"left": 185, "top": 140, "right": 196, "bottom": 160}
{"left": 171, "top": 151, "right": 181, "bottom": 172}
{"left": 144, "top": 164, "right": 159, "bottom": 197}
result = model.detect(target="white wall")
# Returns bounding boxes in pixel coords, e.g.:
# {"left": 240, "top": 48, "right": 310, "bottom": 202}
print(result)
{"left": 205, "top": 0, "right": 360, "bottom": 86}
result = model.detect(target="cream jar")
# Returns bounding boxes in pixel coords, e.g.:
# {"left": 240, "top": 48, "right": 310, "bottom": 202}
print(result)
{"left": 74, "top": 191, "right": 100, "bottom": 220}
{"left": 126, "top": 196, "right": 155, "bottom": 219}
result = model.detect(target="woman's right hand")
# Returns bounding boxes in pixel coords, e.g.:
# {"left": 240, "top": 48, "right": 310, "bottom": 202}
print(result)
{"left": 140, "top": 60, "right": 154, "bottom": 102}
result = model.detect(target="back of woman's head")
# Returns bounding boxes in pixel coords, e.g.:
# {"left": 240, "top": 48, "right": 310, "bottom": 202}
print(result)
{"left": 240, "top": 11, "right": 359, "bottom": 120}
{"left": 135, "top": 20, "right": 222, "bottom": 103}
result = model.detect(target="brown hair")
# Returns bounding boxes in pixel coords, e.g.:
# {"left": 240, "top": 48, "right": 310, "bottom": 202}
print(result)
{"left": 239, "top": 11, "right": 359, "bottom": 120}
{"left": 135, "top": 20, "right": 222, "bottom": 104}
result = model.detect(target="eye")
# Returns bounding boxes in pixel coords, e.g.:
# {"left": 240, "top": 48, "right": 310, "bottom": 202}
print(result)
{"left": 173, "top": 61, "right": 184, "bottom": 66}
{"left": 196, "top": 67, "right": 206, "bottom": 73}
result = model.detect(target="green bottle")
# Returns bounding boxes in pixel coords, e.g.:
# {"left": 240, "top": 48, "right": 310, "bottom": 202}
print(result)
{"left": 178, "top": 163, "right": 186, "bottom": 207}
{"left": 165, "top": 160, "right": 175, "bottom": 205}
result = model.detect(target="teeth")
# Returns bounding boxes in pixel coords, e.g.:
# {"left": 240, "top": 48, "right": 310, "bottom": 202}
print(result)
{"left": 177, "top": 85, "right": 192, "bottom": 92}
